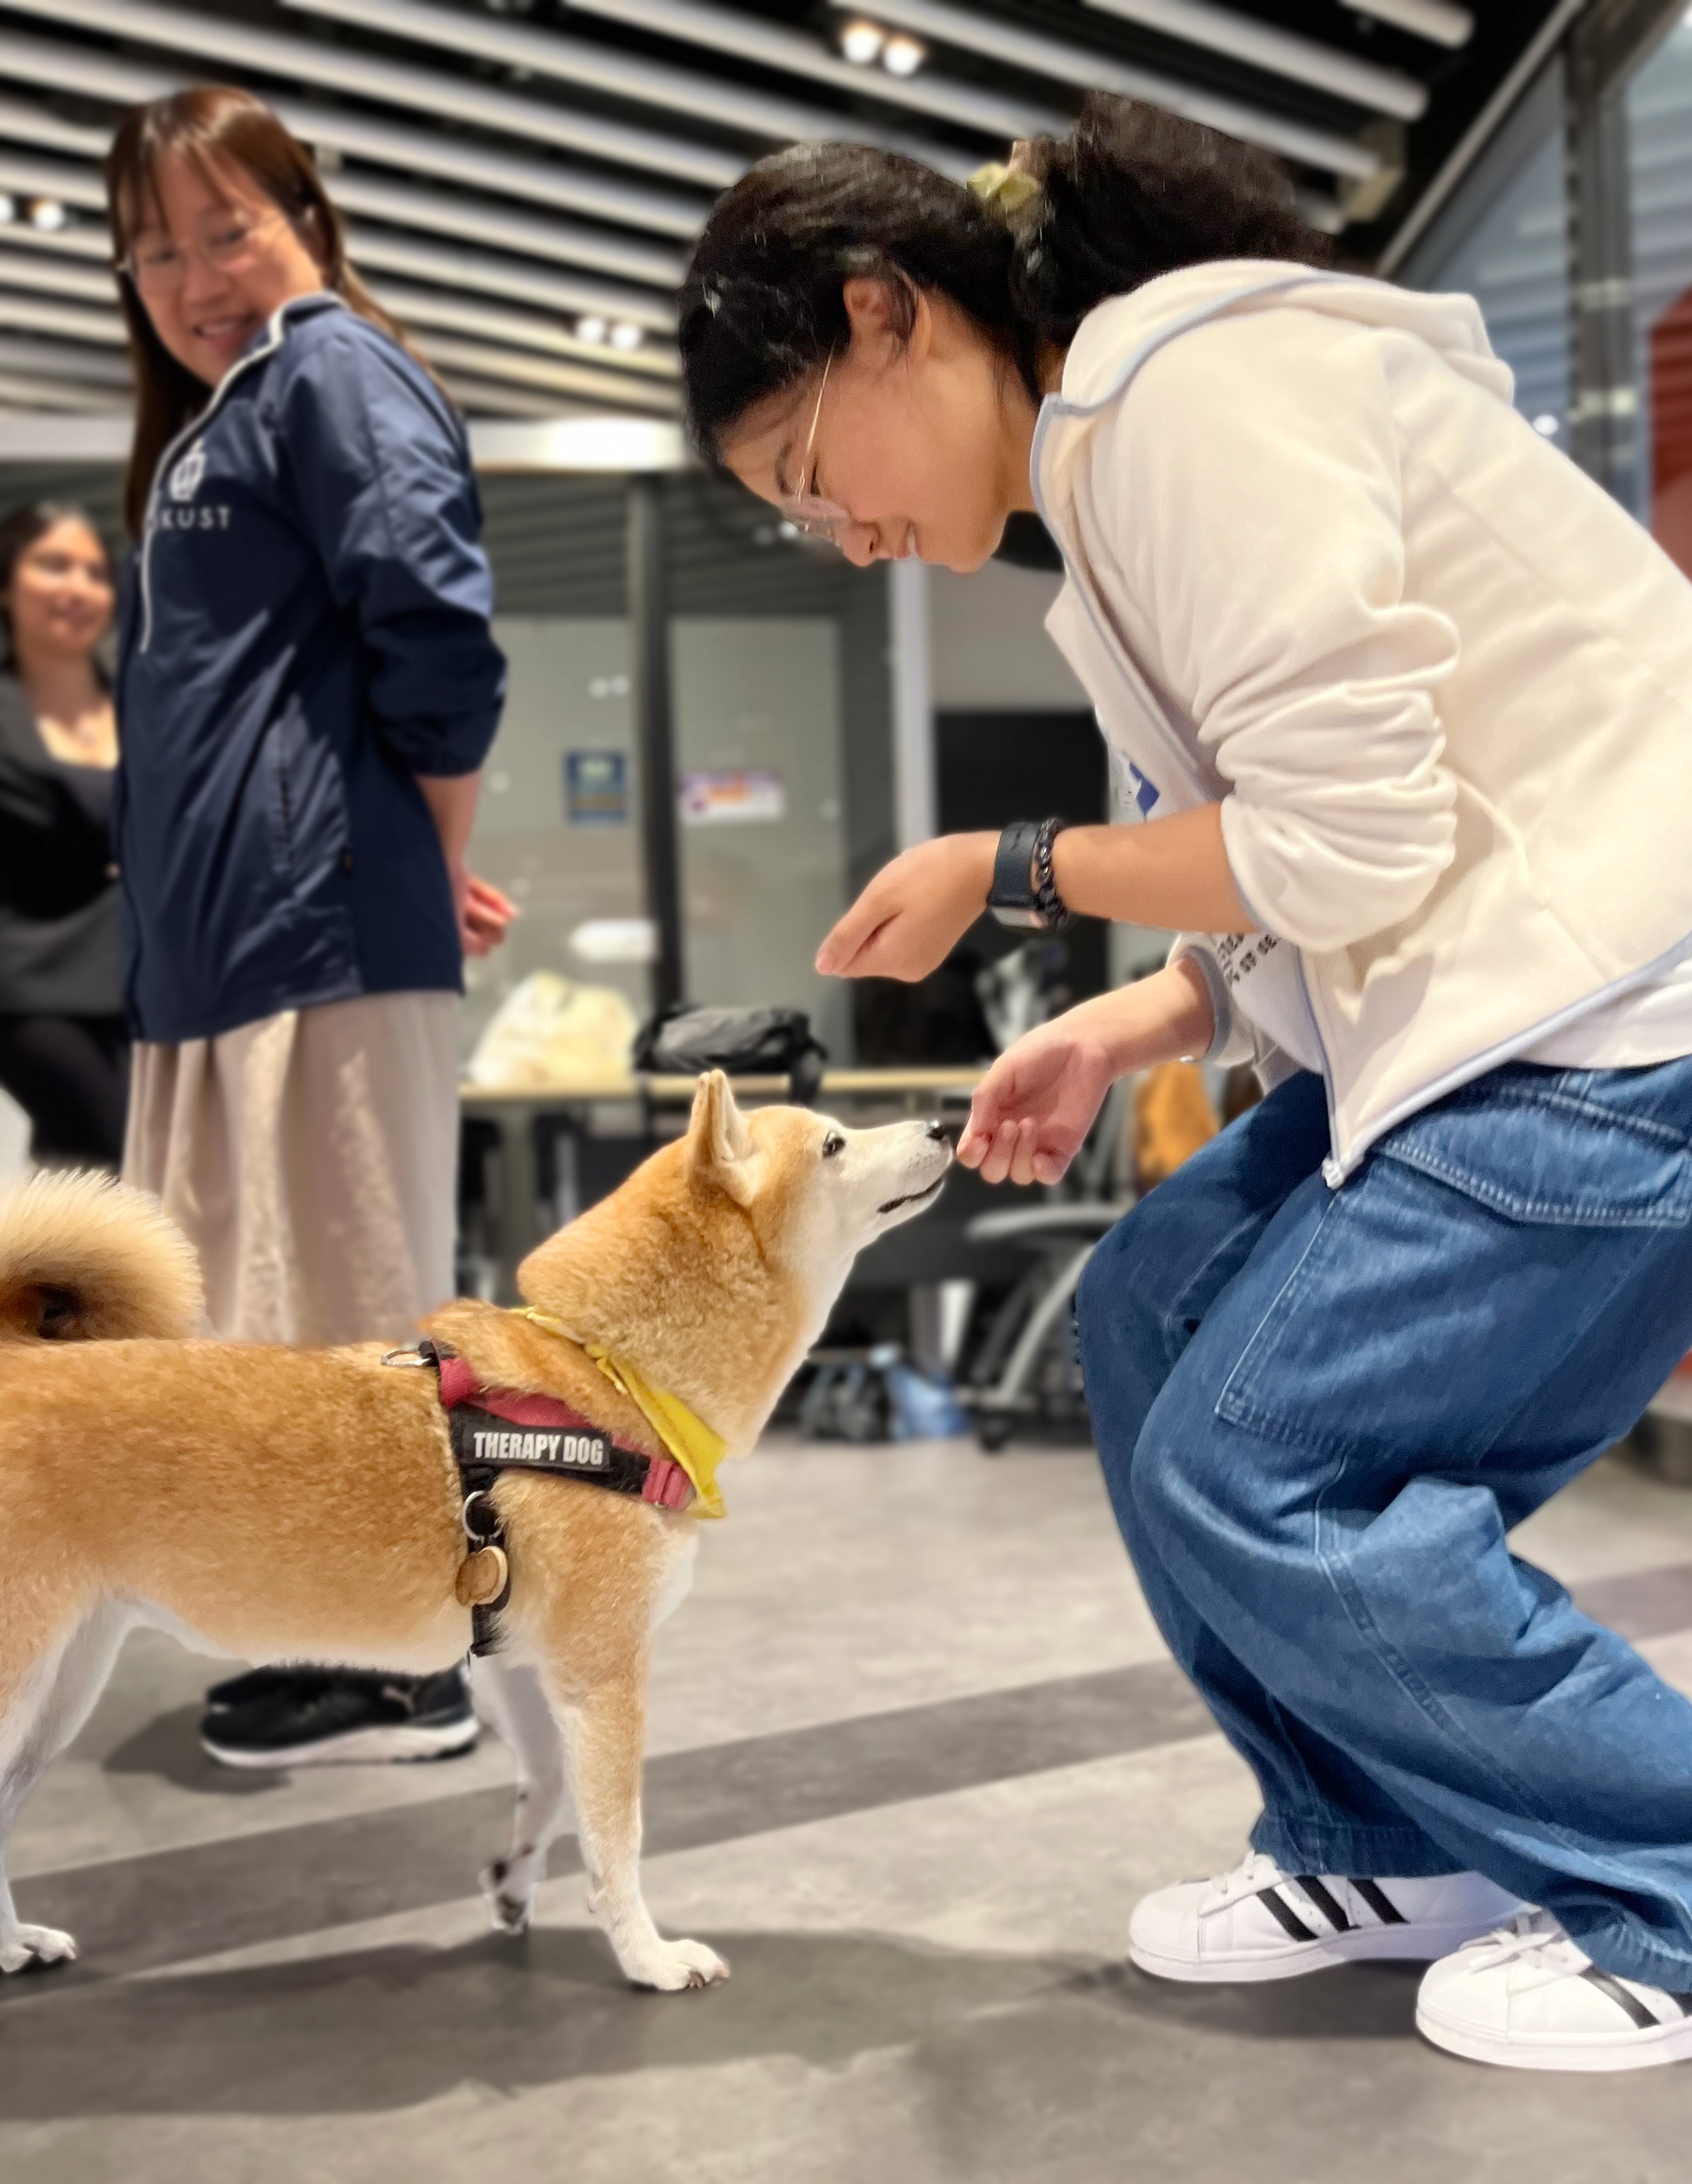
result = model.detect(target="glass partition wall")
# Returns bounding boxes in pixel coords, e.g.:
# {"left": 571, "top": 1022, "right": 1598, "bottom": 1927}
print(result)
{"left": 1397, "top": 0, "right": 1692, "bottom": 1427}
{"left": 1400, "top": 0, "right": 1692, "bottom": 560}
{"left": 464, "top": 469, "right": 890, "bottom": 1070}
{"left": 1628, "top": 13, "right": 1692, "bottom": 573}
{"left": 1397, "top": 62, "right": 1571, "bottom": 446}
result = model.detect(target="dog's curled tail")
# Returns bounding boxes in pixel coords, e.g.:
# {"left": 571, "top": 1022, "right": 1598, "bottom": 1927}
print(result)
{"left": 0, "top": 1170, "right": 203, "bottom": 1342}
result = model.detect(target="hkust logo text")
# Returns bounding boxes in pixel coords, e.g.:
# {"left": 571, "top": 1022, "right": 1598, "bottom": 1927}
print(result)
{"left": 156, "top": 439, "right": 232, "bottom": 531}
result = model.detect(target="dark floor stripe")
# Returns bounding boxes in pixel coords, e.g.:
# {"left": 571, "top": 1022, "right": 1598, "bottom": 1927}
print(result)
{"left": 13, "top": 1553, "right": 1692, "bottom": 2000}
{"left": 5, "top": 1655, "right": 1213, "bottom": 1990}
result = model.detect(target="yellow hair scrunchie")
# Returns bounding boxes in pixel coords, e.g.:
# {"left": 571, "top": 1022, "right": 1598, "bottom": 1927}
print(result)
{"left": 968, "top": 161, "right": 1042, "bottom": 216}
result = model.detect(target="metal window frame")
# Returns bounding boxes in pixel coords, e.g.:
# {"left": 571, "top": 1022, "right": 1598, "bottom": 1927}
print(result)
{"left": 1565, "top": 0, "right": 1691, "bottom": 504}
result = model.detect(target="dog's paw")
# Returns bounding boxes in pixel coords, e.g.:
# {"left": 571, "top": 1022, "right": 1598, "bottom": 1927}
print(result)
{"left": 479, "top": 1858, "right": 534, "bottom": 1937}
{"left": 627, "top": 1937, "right": 730, "bottom": 1993}
{"left": 1, "top": 1923, "right": 77, "bottom": 1975}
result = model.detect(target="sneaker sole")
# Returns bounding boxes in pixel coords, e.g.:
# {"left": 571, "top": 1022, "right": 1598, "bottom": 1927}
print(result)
{"left": 200, "top": 1716, "right": 480, "bottom": 1769}
{"left": 1417, "top": 2000, "right": 1692, "bottom": 2073}
{"left": 1130, "top": 1919, "right": 1506, "bottom": 1986}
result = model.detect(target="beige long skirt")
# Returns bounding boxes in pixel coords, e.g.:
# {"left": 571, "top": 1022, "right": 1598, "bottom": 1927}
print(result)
{"left": 123, "top": 991, "right": 460, "bottom": 1346}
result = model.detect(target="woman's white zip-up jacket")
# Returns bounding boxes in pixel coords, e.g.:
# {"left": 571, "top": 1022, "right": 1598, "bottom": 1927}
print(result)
{"left": 1035, "top": 259, "right": 1692, "bottom": 1183}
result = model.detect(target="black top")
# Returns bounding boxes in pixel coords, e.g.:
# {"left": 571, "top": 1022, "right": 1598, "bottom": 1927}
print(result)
{"left": 0, "top": 671, "right": 123, "bottom": 1018}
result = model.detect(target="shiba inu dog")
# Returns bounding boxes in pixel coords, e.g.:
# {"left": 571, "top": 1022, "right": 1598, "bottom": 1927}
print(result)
{"left": 0, "top": 1074, "right": 949, "bottom": 1992}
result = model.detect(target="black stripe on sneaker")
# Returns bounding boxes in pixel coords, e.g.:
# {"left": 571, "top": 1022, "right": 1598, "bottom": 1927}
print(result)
{"left": 1579, "top": 1966, "right": 1661, "bottom": 2031}
{"left": 1255, "top": 1886, "right": 1318, "bottom": 1943}
{"left": 1348, "top": 1877, "right": 1407, "bottom": 1927}
{"left": 1295, "top": 1877, "right": 1351, "bottom": 1933}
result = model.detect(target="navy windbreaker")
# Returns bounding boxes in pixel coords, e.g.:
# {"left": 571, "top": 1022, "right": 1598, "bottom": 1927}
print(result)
{"left": 115, "top": 291, "right": 506, "bottom": 1043}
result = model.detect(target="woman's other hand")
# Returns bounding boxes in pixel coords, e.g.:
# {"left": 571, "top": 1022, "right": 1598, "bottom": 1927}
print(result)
{"left": 816, "top": 833, "right": 996, "bottom": 981}
{"left": 957, "top": 1008, "right": 1119, "bottom": 1186}
{"left": 957, "top": 960, "right": 1217, "bottom": 1186}
{"left": 456, "top": 870, "right": 517, "bottom": 957}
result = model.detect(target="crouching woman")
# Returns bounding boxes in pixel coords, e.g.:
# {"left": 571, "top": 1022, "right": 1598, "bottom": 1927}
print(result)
{"left": 683, "top": 96, "right": 1692, "bottom": 2073}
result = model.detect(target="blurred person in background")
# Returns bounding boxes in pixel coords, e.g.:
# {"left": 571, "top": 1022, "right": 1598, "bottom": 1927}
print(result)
{"left": 0, "top": 504, "right": 127, "bottom": 1170}
{"left": 106, "top": 86, "right": 514, "bottom": 1769}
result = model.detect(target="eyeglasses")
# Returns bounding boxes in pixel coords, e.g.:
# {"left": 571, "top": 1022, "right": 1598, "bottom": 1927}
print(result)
{"left": 121, "top": 208, "right": 288, "bottom": 296}
{"left": 781, "top": 349, "right": 854, "bottom": 544}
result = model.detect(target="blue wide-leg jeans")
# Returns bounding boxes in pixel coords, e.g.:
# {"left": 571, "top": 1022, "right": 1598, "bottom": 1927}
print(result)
{"left": 1076, "top": 1055, "right": 1692, "bottom": 1988}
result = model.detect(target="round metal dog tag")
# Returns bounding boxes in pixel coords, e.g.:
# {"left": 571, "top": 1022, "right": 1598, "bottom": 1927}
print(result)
{"left": 456, "top": 1545, "right": 509, "bottom": 1607}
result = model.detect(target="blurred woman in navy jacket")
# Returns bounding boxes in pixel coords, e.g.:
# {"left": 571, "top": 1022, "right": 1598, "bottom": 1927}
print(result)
{"left": 106, "top": 86, "right": 513, "bottom": 1765}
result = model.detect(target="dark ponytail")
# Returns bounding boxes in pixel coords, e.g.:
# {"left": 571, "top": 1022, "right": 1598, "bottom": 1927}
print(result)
{"left": 680, "top": 93, "right": 1331, "bottom": 460}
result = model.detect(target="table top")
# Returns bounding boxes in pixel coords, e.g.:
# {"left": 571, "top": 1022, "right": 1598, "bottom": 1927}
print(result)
{"left": 460, "top": 1066, "right": 984, "bottom": 1105}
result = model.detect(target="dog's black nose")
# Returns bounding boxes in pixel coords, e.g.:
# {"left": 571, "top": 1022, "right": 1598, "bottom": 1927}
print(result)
{"left": 925, "top": 1119, "right": 951, "bottom": 1145}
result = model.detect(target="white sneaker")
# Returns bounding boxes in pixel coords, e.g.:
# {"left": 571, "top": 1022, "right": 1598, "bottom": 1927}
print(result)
{"left": 1129, "top": 1850, "right": 1522, "bottom": 1984}
{"left": 1418, "top": 1909, "right": 1692, "bottom": 2072}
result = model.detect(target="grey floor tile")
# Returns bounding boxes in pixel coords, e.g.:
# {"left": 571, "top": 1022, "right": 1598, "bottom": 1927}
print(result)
{"left": 6, "top": 1439, "right": 1692, "bottom": 2183}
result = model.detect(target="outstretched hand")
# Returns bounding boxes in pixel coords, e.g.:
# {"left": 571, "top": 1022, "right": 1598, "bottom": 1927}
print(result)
{"left": 956, "top": 1011, "right": 1119, "bottom": 1187}
{"left": 816, "top": 834, "right": 997, "bottom": 982}
{"left": 956, "top": 964, "right": 1220, "bottom": 1188}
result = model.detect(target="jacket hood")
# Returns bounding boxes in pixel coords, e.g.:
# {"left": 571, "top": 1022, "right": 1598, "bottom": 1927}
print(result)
{"left": 1055, "top": 259, "right": 1515, "bottom": 415}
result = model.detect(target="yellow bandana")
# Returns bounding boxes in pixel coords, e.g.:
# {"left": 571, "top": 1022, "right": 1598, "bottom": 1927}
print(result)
{"left": 516, "top": 1309, "right": 727, "bottom": 1519}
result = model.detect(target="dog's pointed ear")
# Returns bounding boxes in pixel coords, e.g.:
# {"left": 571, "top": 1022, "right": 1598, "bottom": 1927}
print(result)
{"left": 687, "top": 1070, "right": 758, "bottom": 1205}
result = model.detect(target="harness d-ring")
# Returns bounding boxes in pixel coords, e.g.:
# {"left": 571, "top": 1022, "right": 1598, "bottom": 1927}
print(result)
{"left": 461, "top": 1488, "right": 500, "bottom": 1543}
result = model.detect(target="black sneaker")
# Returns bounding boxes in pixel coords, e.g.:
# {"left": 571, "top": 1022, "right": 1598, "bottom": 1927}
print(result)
{"left": 199, "top": 1665, "right": 478, "bottom": 1769}
{"left": 204, "top": 1665, "right": 327, "bottom": 1711}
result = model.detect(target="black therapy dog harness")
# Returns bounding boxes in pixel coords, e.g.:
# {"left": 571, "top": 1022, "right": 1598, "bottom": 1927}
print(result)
{"left": 383, "top": 1337, "right": 695, "bottom": 1654}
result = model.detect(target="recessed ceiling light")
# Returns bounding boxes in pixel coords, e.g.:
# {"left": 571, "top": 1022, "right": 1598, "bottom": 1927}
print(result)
{"left": 839, "top": 18, "right": 885, "bottom": 64}
{"left": 576, "top": 314, "right": 608, "bottom": 344}
{"left": 1533, "top": 413, "right": 1559, "bottom": 436}
{"left": 609, "top": 320, "right": 643, "bottom": 352}
{"left": 882, "top": 32, "right": 927, "bottom": 76}
{"left": 28, "top": 198, "right": 67, "bottom": 232}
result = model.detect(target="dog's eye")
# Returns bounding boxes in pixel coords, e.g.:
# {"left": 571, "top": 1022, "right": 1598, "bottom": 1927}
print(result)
{"left": 821, "top": 1132, "right": 845, "bottom": 1159}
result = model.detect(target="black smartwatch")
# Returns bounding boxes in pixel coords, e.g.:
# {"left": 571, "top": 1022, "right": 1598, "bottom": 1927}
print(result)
{"left": 988, "top": 818, "right": 1071, "bottom": 932}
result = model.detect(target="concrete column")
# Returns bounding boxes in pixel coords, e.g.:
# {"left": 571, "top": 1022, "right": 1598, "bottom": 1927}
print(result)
{"left": 889, "top": 557, "right": 936, "bottom": 850}
{"left": 626, "top": 473, "right": 684, "bottom": 1012}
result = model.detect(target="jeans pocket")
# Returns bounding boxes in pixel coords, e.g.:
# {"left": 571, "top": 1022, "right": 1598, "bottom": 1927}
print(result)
{"left": 1212, "top": 1065, "right": 1692, "bottom": 1462}
{"left": 1375, "top": 1066, "right": 1692, "bottom": 1230}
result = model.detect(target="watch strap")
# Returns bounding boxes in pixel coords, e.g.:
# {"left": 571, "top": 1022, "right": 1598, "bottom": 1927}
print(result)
{"left": 991, "top": 820, "right": 1044, "bottom": 918}
{"left": 989, "top": 818, "right": 1071, "bottom": 932}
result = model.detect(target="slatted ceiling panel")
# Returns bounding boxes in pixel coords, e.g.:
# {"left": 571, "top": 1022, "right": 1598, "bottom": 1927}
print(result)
{"left": 0, "top": 0, "right": 1562, "bottom": 422}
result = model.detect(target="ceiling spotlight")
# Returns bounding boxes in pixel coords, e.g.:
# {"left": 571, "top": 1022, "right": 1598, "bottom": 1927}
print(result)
{"left": 839, "top": 18, "right": 885, "bottom": 64}
{"left": 575, "top": 315, "right": 608, "bottom": 345}
{"left": 609, "top": 320, "right": 643, "bottom": 352}
{"left": 1533, "top": 413, "right": 1560, "bottom": 436}
{"left": 28, "top": 198, "right": 67, "bottom": 232}
{"left": 0, "top": 195, "right": 14, "bottom": 226}
{"left": 882, "top": 32, "right": 927, "bottom": 76}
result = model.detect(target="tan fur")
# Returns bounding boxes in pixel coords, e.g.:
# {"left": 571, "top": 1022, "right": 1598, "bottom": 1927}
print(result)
{"left": 0, "top": 1171, "right": 202, "bottom": 1342}
{"left": 0, "top": 1074, "right": 949, "bottom": 1989}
